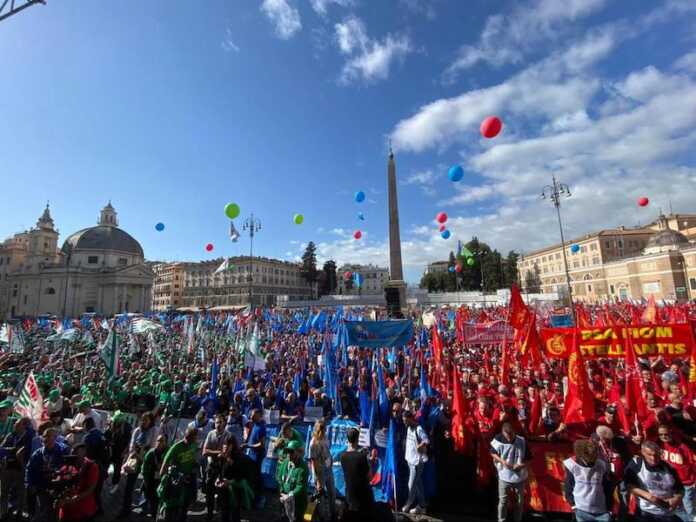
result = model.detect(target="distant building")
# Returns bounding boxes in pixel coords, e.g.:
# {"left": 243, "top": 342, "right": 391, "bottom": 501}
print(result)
{"left": 0, "top": 203, "right": 154, "bottom": 318}
{"left": 337, "top": 263, "right": 389, "bottom": 295}
{"left": 152, "top": 256, "right": 313, "bottom": 310}
{"left": 517, "top": 213, "right": 696, "bottom": 302}
{"left": 425, "top": 260, "right": 450, "bottom": 275}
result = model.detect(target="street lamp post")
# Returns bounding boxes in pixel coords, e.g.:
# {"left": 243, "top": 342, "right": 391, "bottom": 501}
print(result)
{"left": 242, "top": 214, "right": 262, "bottom": 309}
{"left": 541, "top": 175, "right": 577, "bottom": 324}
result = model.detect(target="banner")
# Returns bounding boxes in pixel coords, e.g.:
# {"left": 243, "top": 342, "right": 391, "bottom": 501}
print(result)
{"left": 462, "top": 320, "right": 513, "bottom": 344}
{"left": 540, "top": 324, "right": 695, "bottom": 359}
{"left": 344, "top": 320, "right": 413, "bottom": 348}
{"left": 549, "top": 314, "right": 573, "bottom": 328}
{"left": 15, "top": 371, "right": 47, "bottom": 425}
{"left": 526, "top": 441, "right": 573, "bottom": 513}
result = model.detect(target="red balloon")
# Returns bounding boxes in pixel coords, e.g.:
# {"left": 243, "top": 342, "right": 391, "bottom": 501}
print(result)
{"left": 480, "top": 115, "right": 503, "bottom": 138}
{"left": 343, "top": 271, "right": 352, "bottom": 280}
{"left": 353, "top": 230, "right": 362, "bottom": 240}
{"left": 438, "top": 224, "right": 446, "bottom": 232}
{"left": 436, "top": 212, "right": 448, "bottom": 224}
{"left": 205, "top": 243, "right": 214, "bottom": 252}
{"left": 638, "top": 197, "right": 649, "bottom": 207}
{"left": 455, "top": 264, "right": 462, "bottom": 273}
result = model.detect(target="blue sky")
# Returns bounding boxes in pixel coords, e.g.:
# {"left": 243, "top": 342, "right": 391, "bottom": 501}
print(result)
{"left": 1, "top": 0, "right": 696, "bottom": 284}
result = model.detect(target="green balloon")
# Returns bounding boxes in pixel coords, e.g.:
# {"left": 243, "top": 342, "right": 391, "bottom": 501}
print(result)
{"left": 224, "top": 203, "right": 240, "bottom": 219}
{"left": 467, "top": 257, "right": 475, "bottom": 266}
{"left": 293, "top": 213, "right": 304, "bottom": 225}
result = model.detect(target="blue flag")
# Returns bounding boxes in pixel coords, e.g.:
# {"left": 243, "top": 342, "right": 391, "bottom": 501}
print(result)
{"left": 381, "top": 418, "right": 398, "bottom": 505}
{"left": 344, "top": 320, "right": 413, "bottom": 349}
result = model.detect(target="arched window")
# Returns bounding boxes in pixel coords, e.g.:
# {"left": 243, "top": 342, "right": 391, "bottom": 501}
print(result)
{"left": 45, "top": 287, "right": 56, "bottom": 295}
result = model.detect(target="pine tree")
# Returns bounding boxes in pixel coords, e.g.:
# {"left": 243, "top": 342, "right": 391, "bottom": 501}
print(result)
{"left": 300, "top": 242, "right": 319, "bottom": 284}
{"left": 503, "top": 251, "right": 520, "bottom": 288}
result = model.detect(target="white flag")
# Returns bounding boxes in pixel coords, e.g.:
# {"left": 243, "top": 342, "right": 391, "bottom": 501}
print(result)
{"left": 15, "top": 371, "right": 47, "bottom": 425}
{"left": 229, "top": 221, "right": 240, "bottom": 242}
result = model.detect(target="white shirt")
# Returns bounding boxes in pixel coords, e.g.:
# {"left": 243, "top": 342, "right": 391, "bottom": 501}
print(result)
{"left": 405, "top": 424, "right": 429, "bottom": 466}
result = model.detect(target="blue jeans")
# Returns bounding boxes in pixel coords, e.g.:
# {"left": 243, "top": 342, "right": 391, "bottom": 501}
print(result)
{"left": 676, "top": 483, "right": 696, "bottom": 522}
{"left": 404, "top": 462, "right": 425, "bottom": 510}
{"left": 575, "top": 509, "right": 612, "bottom": 522}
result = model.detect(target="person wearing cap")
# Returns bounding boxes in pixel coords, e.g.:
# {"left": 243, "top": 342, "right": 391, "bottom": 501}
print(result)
{"left": 279, "top": 439, "right": 308, "bottom": 522}
{"left": 68, "top": 400, "right": 102, "bottom": 446}
{"left": 57, "top": 443, "right": 99, "bottom": 522}
{"left": 44, "top": 389, "right": 63, "bottom": 417}
{"left": 563, "top": 439, "right": 613, "bottom": 521}
{"left": 104, "top": 410, "right": 132, "bottom": 493}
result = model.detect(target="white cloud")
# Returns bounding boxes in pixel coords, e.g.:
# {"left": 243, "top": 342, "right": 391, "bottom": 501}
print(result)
{"left": 444, "top": 0, "right": 608, "bottom": 78}
{"left": 334, "top": 16, "right": 413, "bottom": 84}
{"left": 674, "top": 51, "right": 696, "bottom": 74}
{"left": 310, "top": 0, "right": 353, "bottom": 16}
{"left": 392, "top": 29, "right": 615, "bottom": 153}
{"left": 402, "top": 169, "right": 437, "bottom": 196}
{"left": 438, "top": 185, "right": 496, "bottom": 206}
{"left": 221, "top": 27, "right": 240, "bottom": 53}
{"left": 260, "top": 0, "right": 302, "bottom": 40}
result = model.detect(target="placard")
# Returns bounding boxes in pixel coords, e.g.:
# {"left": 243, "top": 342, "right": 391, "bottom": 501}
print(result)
{"left": 304, "top": 406, "right": 323, "bottom": 423}
{"left": 264, "top": 409, "right": 280, "bottom": 426}
{"left": 266, "top": 436, "right": 280, "bottom": 459}
{"left": 358, "top": 428, "right": 370, "bottom": 448}
{"left": 374, "top": 428, "right": 387, "bottom": 448}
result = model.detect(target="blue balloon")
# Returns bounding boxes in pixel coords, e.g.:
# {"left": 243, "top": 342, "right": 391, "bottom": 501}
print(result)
{"left": 441, "top": 230, "right": 451, "bottom": 239}
{"left": 448, "top": 266, "right": 455, "bottom": 273}
{"left": 358, "top": 212, "right": 365, "bottom": 221}
{"left": 571, "top": 244, "right": 580, "bottom": 253}
{"left": 355, "top": 191, "right": 366, "bottom": 203}
{"left": 448, "top": 165, "right": 464, "bottom": 182}
{"left": 155, "top": 222, "right": 165, "bottom": 232}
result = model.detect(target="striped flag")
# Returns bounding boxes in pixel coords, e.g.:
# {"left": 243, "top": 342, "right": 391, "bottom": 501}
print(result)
{"left": 99, "top": 329, "right": 121, "bottom": 377}
{"left": 15, "top": 371, "right": 47, "bottom": 424}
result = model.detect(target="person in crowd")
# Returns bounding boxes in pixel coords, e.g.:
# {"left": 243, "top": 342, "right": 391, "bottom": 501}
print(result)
{"left": 82, "top": 417, "right": 108, "bottom": 515}
{"left": 563, "top": 439, "right": 613, "bottom": 522}
{"left": 142, "top": 434, "right": 168, "bottom": 519}
{"left": 0, "top": 417, "right": 33, "bottom": 520}
{"left": 309, "top": 419, "right": 336, "bottom": 521}
{"left": 188, "top": 408, "right": 214, "bottom": 481}
{"left": 625, "top": 440, "right": 684, "bottom": 522}
{"left": 118, "top": 412, "right": 155, "bottom": 519}
{"left": 243, "top": 409, "right": 266, "bottom": 509}
{"left": 160, "top": 427, "right": 199, "bottom": 522}
{"left": 26, "top": 428, "right": 67, "bottom": 522}
{"left": 278, "top": 440, "right": 308, "bottom": 522}
{"left": 401, "top": 409, "right": 430, "bottom": 515}
{"left": 225, "top": 405, "right": 245, "bottom": 445}
{"left": 104, "top": 410, "right": 132, "bottom": 493}
{"left": 67, "top": 401, "right": 102, "bottom": 446}
{"left": 657, "top": 424, "right": 696, "bottom": 521}
{"left": 490, "top": 422, "right": 531, "bottom": 522}
{"left": 340, "top": 428, "right": 374, "bottom": 522}
{"left": 56, "top": 443, "right": 99, "bottom": 522}
{"left": 203, "top": 413, "right": 232, "bottom": 522}
{"left": 0, "top": 401, "right": 18, "bottom": 441}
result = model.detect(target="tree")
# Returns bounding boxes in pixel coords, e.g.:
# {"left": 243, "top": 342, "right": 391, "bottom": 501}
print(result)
{"left": 524, "top": 264, "right": 542, "bottom": 293}
{"left": 300, "top": 242, "right": 319, "bottom": 285}
{"left": 503, "top": 251, "right": 520, "bottom": 288}
{"left": 419, "top": 272, "right": 440, "bottom": 293}
{"left": 318, "top": 260, "right": 337, "bottom": 296}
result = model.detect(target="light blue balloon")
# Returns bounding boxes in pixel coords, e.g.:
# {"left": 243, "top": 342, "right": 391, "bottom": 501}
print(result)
{"left": 355, "top": 191, "right": 366, "bottom": 203}
{"left": 155, "top": 222, "right": 165, "bottom": 232}
{"left": 448, "top": 165, "right": 464, "bottom": 182}
{"left": 448, "top": 266, "right": 455, "bottom": 273}
{"left": 571, "top": 244, "right": 580, "bottom": 253}
{"left": 441, "top": 230, "right": 451, "bottom": 239}
{"left": 358, "top": 212, "right": 365, "bottom": 221}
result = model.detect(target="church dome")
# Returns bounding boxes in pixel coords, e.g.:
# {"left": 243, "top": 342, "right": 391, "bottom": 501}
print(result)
{"left": 61, "top": 226, "right": 144, "bottom": 257}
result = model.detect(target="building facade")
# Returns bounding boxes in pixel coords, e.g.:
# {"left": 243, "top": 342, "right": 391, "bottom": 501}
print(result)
{"left": 517, "top": 214, "right": 696, "bottom": 302}
{"left": 0, "top": 203, "right": 154, "bottom": 318}
{"left": 425, "top": 260, "right": 450, "bottom": 275}
{"left": 337, "top": 263, "right": 389, "bottom": 295}
{"left": 153, "top": 256, "right": 313, "bottom": 309}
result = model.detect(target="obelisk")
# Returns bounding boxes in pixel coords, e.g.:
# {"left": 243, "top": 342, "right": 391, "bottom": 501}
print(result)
{"left": 384, "top": 148, "right": 407, "bottom": 317}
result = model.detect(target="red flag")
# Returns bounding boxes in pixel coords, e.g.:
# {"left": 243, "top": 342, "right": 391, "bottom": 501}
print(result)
{"left": 563, "top": 331, "right": 595, "bottom": 424}
{"left": 607, "top": 384, "right": 631, "bottom": 436}
{"left": 500, "top": 341, "right": 511, "bottom": 386}
{"left": 518, "top": 312, "right": 542, "bottom": 367}
{"left": 431, "top": 325, "right": 443, "bottom": 369}
{"left": 451, "top": 365, "right": 472, "bottom": 454}
{"left": 624, "top": 333, "right": 648, "bottom": 423}
{"left": 509, "top": 284, "right": 529, "bottom": 330}
{"left": 528, "top": 387, "right": 542, "bottom": 436}
{"left": 642, "top": 295, "right": 658, "bottom": 324}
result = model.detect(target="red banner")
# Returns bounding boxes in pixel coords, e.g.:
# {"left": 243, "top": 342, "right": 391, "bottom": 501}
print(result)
{"left": 540, "top": 324, "right": 695, "bottom": 359}
{"left": 463, "top": 320, "right": 513, "bottom": 344}
{"left": 526, "top": 441, "right": 573, "bottom": 513}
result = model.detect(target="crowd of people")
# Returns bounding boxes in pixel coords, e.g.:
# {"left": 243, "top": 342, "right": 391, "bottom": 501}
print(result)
{"left": 0, "top": 296, "right": 694, "bottom": 522}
